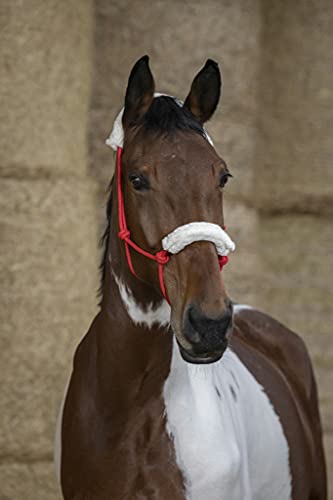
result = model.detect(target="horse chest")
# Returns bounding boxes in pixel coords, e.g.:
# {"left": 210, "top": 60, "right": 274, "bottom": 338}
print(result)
{"left": 163, "top": 344, "right": 292, "bottom": 500}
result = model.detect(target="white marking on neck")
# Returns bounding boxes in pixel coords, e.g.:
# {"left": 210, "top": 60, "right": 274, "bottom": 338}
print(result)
{"left": 113, "top": 273, "right": 171, "bottom": 328}
{"left": 163, "top": 342, "right": 291, "bottom": 500}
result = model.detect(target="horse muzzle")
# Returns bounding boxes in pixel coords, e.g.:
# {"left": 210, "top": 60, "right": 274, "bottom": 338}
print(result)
{"left": 177, "top": 303, "right": 233, "bottom": 364}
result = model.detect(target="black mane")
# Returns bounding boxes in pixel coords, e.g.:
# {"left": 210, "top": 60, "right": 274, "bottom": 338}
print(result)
{"left": 142, "top": 96, "right": 205, "bottom": 137}
{"left": 99, "top": 96, "right": 206, "bottom": 294}
{"left": 99, "top": 179, "right": 113, "bottom": 296}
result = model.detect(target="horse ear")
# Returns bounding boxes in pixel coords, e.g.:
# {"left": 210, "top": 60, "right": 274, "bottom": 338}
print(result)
{"left": 122, "top": 55, "right": 155, "bottom": 129}
{"left": 184, "top": 59, "right": 221, "bottom": 124}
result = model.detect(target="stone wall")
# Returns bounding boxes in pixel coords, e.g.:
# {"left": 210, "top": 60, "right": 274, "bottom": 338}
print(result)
{"left": 89, "top": 0, "right": 261, "bottom": 204}
{"left": 0, "top": 1, "right": 98, "bottom": 498}
{"left": 255, "top": 0, "right": 333, "bottom": 215}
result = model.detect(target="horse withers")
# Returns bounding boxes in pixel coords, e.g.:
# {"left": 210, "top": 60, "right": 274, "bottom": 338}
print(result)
{"left": 56, "top": 56, "right": 327, "bottom": 499}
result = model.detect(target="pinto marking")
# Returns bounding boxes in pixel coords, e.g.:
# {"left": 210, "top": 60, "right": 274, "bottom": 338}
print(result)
{"left": 233, "top": 304, "right": 254, "bottom": 314}
{"left": 163, "top": 341, "right": 292, "bottom": 500}
{"left": 113, "top": 273, "right": 171, "bottom": 328}
{"left": 112, "top": 285, "right": 254, "bottom": 331}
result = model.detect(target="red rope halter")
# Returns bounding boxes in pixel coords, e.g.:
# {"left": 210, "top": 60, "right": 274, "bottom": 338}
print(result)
{"left": 116, "top": 146, "right": 228, "bottom": 304}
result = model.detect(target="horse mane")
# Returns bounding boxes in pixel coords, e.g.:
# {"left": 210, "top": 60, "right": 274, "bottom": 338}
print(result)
{"left": 99, "top": 96, "right": 206, "bottom": 294}
{"left": 99, "top": 179, "right": 113, "bottom": 297}
{"left": 142, "top": 95, "right": 206, "bottom": 137}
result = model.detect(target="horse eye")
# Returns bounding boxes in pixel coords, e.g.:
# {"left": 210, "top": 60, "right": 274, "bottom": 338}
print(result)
{"left": 219, "top": 172, "right": 232, "bottom": 189}
{"left": 129, "top": 174, "right": 149, "bottom": 191}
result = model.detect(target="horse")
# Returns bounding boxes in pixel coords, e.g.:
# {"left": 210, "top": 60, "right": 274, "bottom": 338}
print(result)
{"left": 56, "top": 55, "right": 327, "bottom": 500}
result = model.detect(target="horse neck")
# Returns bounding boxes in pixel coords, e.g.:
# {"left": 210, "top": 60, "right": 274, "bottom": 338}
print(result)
{"left": 97, "top": 197, "right": 172, "bottom": 404}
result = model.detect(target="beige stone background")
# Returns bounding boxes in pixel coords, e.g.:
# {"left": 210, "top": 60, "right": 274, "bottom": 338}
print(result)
{"left": 0, "top": 0, "right": 332, "bottom": 499}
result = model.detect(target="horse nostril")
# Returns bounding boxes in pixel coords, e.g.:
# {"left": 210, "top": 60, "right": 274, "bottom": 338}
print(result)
{"left": 184, "top": 306, "right": 201, "bottom": 344}
{"left": 184, "top": 304, "right": 233, "bottom": 350}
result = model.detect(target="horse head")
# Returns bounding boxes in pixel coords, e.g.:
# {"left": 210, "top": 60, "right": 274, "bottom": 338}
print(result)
{"left": 108, "top": 56, "right": 235, "bottom": 364}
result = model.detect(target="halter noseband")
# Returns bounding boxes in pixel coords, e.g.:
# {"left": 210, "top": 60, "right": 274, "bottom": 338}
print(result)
{"left": 116, "top": 146, "right": 235, "bottom": 304}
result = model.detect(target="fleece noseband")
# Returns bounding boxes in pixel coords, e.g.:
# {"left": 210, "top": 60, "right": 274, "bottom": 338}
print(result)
{"left": 162, "top": 222, "right": 235, "bottom": 256}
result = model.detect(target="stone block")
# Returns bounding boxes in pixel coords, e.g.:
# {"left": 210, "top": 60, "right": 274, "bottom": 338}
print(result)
{"left": 0, "top": 177, "right": 99, "bottom": 459}
{"left": 89, "top": 0, "right": 261, "bottom": 207}
{"left": 0, "top": 461, "right": 61, "bottom": 500}
{"left": 0, "top": 0, "right": 93, "bottom": 176}
{"left": 254, "top": 0, "right": 333, "bottom": 214}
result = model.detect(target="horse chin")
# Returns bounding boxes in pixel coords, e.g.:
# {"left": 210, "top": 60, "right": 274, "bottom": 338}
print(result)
{"left": 176, "top": 341, "right": 226, "bottom": 365}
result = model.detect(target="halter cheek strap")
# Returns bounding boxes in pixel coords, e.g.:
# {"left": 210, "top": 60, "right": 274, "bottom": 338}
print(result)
{"left": 117, "top": 147, "right": 171, "bottom": 302}
{"left": 116, "top": 146, "right": 236, "bottom": 304}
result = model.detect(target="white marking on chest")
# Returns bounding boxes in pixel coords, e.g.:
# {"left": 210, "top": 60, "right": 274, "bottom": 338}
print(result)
{"left": 233, "top": 303, "right": 254, "bottom": 314}
{"left": 163, "top": 343, "right": 291, "bottom": 500}
{"left": 113, "top": 274, "right": 171, "bottom": 328}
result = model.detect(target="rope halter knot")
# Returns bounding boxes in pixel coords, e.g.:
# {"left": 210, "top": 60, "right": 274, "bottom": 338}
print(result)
{"left": 218, "top": 255, "right": 229, "bottom": 270}
{"left": 118, "top": 229, "right": 131, "bottom": 240}
{"left": 155, "top": 250, "right": 170, "bottom": 265}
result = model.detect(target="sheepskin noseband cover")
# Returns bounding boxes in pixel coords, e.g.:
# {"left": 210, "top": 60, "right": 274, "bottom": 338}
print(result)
{"left": 162, "top": 222, "right": 235, "bottom": 257}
